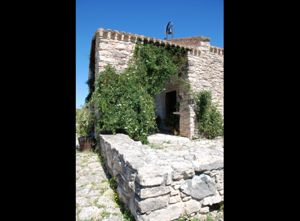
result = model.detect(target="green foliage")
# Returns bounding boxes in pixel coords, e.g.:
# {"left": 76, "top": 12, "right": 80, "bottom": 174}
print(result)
{"left": 92, "top": 65, "right": 156, "bottom": 143}
{"left": 195, "top": 91, "right": 223, "bottom": 139}
{"left": 91, "top": 43, "right": 188, "bottom": 143}
{"left": 76, "top": 107, "right": 93, "bottom": 137}
{"left": 206, "top": 214, "right": 214, "bottom": 221}
{"left": 176, "top": 216, "right": 200, "bottom": 221}
{"left": 133, "top": 43, "right": 181, "bottom": 96}
{"left": 108, "top": 177, "right": 118, "bottom": 190}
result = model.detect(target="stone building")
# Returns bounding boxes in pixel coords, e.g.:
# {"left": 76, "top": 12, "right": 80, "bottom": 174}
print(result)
{"left": 88, "top": 28, "right": 223, "bottom": 139}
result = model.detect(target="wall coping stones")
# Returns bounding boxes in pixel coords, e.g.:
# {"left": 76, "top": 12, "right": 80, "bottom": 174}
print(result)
{"left": 95, "top": 28, "right": 224, "bottom": 57}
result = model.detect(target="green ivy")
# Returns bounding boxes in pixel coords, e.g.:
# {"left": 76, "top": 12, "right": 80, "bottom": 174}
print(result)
{"left": 90, "top": 43, "right": 187, "bottom": 143}
{"left": 91, "top": 65, "right": 156, "bottom": 143}
{"left": 133, "top": 43, "right": 181, "bottom": 96}
{"left": 195, "top": 91, "right": 223, "bottom": 139}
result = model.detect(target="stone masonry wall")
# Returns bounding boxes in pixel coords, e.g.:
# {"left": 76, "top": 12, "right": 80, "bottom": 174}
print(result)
{"left": 94, "top": 29, "right": 136, "bottom": 79}
{"left": 99, "top": 134, "right": 223, "bottom": 221}
{"left": 187, "top": 47, "right": 224, "bottom": 138}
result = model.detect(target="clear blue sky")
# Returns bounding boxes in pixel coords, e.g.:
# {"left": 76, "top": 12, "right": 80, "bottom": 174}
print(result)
{"left": 76, "top": 0, "right": 223, "bottom": 108}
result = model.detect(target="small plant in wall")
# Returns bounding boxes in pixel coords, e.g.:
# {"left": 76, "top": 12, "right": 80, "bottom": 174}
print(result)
{"left": 76, "top": 105, "right": 95, "bottom": 151}
{"left": 194, "top": 90, "right": 223, "bottom": 139}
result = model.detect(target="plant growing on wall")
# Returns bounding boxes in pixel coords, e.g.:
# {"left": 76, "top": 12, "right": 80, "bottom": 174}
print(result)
{"left": 133, "top": 43, "right": 180, "bottom": 96}
{"left": 194, "top": 91, "right": 223, "bottom": 139}
{"left": 90, "top": 43, "right": 188, "bottom": 143}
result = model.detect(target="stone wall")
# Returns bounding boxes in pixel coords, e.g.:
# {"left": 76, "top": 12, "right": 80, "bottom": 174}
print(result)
{"left": 99, "top": 134, "right": 223, "bottom": 221}
{"left": 94, "top": 29, "right": 136, "bottom": 79}
{"left": 186, "top": 46, "right": 224, "bottom": 138}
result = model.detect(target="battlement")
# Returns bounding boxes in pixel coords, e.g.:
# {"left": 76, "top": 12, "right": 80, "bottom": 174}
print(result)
{"left": 95, "top": 28, "right": 223, "bottom": 56}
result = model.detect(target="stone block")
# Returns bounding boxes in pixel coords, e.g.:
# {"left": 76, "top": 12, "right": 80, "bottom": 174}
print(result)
{"left": 136, "top": 195, "right": 169, "bottom": 213}
{"left": 138, "top": 202, "right": 184, "bottom": 221}
{"left": 136, "top": 186, "right": 170, "bottom": 199}
{"left": 202, "top": 192, "right": 222, "bottom": 206}
{"left": 169, "top": 195, "right": 181, "bottom": 204}
{"left": 184, "top": 199, "right": 201, "bottom": 214}
{"left": 180, "top": 174, "right": 216, "bottom": 200}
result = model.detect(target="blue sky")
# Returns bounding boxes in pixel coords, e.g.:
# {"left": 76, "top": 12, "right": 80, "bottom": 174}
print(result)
{"left": 76, "top": 0, "right": 223, "bottom": 108}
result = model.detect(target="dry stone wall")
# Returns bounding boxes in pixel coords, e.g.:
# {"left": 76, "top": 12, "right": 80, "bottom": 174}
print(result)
{"left": 99, "top": 134, "right": 223, "bottom": 221}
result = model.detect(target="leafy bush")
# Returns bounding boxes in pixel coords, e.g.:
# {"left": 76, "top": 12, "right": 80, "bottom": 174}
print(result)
{"left": 195, "top": 91, "right": 223, "bottom": 139}
{"left": 90, "top": 43, "right": 188, "bottom": 143}
{"left": 92, "top": 65, "right": 157, "bottom": 143}
{"left": 133, "top": 43, "right": 179, "bottom": 96}
{"left": 76, "top": 107, "right": 93, "bottom": 137}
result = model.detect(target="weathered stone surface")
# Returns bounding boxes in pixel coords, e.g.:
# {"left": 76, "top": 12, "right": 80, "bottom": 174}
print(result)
{"left": 138, "top": 202, "right": 184, "bottom": 221}
{"left": 136, "top": 186, "right": 170, "bottom": 199}
{"left": 182, "top": 196, "right": 191, "bottom": 202}
{"left": 199, "top": 206, "right": 210, "bottom": 214}
{"left": 170, "top": 189, "right": 180, "bottom": 196}
{"left": 169, "top": 195, "right": 181, "bottom": 204}
{"left": 219, "top": 189, "right": 224, "bottom": 195}
{"left": 136, "top": 166, "right": 166, "bottom": 187}
{"left": 202, "top": 192, "right": 222, "bottom": 206}
{"left": 171, "top": 160, "right": 195, "bottom": 180}
{"left": 76, "top": 151, "right": 123, "bottom": 221}
{"left": 78, "top": 206, "right": 102, "bottom": 220}
{"left": 184, "top": 199, "right": 201, "bottom": 214}
{"left": 136, "top": 195, "right": 169, "bottom": 213}
{"left": 172, "top": 179, "right": 185, "bottom": 190}
{"left": 180, "top": 174, "right": 216, "bottom": 200}
{"left": 192, "top": 160, "right": 223, "bottom": 172}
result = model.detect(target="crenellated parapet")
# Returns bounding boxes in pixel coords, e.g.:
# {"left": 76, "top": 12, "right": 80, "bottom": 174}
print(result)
{"left": 210, "top": 46, "right": 224, "bottom": 55}
{"left": 95, "top": 28, "right": 223, "bottom": 57}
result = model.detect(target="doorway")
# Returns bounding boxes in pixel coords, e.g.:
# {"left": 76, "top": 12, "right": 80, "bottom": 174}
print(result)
{"left": 165, "top": 91, "right": 179, "bottom": 135}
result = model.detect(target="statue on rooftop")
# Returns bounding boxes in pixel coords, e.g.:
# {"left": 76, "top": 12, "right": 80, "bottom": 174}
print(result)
{"left": 165, "top": 21, "right": 174, "bottom": 40}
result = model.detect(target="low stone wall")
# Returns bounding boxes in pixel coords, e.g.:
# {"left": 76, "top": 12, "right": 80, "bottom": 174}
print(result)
{"left": 99, "top": 134, "right": 223, "bottom": 221}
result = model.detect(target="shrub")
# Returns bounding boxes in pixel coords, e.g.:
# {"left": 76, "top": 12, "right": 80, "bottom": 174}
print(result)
{"left": 76, "top": 107, "right": 93, "bottom": 137}
{"left": 92, "top": 65, "right": 157, "bottom": 143}
{"left": 195, "top": 91, "right": 223, "bottom": 139}
{"left": 90, "top": 43, "right": 188, "bottom": 143}
{"left": 133, "top": 43, "right": 179, "bottom": 96}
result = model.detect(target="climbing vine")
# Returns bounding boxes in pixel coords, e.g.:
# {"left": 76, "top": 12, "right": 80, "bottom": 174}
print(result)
{"left": 90, "top": 42, "right": 188, "bottom": 143}
{"left": 194, "top": 91, "right": 223, "bottom": 139}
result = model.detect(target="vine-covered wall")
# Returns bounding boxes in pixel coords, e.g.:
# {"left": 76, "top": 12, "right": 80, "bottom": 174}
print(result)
{"left": 89, "top": 28, "right": 223, "bottom": 139}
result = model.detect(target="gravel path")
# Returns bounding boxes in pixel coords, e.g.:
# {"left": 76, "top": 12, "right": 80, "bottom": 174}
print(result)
{"left": 76, "top": 150, "right": 123, "bottom": 221}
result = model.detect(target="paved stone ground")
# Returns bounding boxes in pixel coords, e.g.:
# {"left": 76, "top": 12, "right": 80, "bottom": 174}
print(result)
{"left": 76, "top": 150, "right": 123, "bottom": 221}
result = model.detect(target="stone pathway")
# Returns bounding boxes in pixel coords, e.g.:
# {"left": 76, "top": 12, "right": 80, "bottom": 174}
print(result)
{"left": 76, "top": 150, "right": 123, "bottom": 221}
